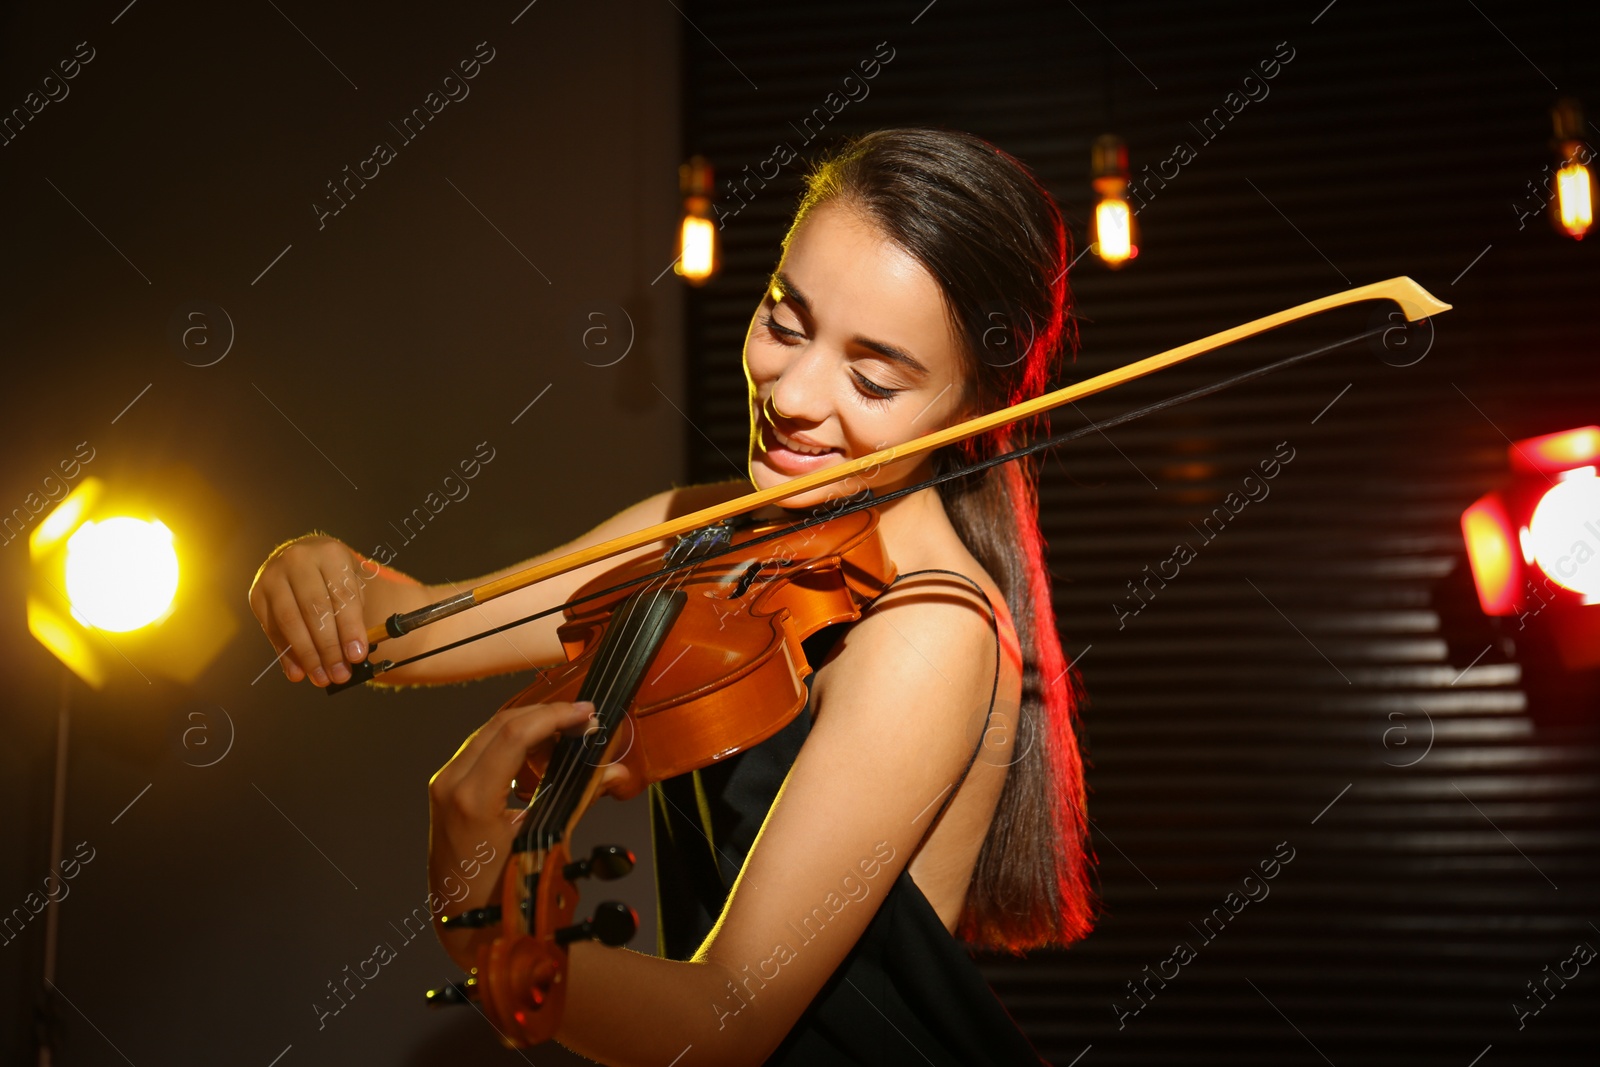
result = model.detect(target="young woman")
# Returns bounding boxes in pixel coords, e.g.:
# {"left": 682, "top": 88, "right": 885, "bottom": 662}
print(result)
{"left": 250, "top": 128, "right": 1094, "bottom": 1065}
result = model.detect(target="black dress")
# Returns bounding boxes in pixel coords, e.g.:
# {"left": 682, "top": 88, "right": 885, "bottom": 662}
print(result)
{"left": 649, "top": 570, "right": 1049, "bottom": 1066}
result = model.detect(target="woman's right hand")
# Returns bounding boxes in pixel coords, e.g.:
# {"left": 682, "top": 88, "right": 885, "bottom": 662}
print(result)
{"left": 248, "top": 535, "right": 379, "bottom": 687}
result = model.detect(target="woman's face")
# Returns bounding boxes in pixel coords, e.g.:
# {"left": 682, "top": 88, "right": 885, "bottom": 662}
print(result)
{"left": 743, "top": 199, "right": 969, "bottom": 510}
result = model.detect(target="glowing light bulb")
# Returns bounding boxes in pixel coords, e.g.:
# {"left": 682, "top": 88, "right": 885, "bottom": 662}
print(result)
{"left": 64, "top": 518, "right": 179, "bottom": 631}
{"left": 1556, "top": 160, "right": 1593, "bottom": 239}
{"left": 677, "top": 214, "right": 717, "bottom": 284}
{"left": 1094, "top": 197, "right": 1133, "bottom": 266}
{"left": 674, "top": 155, "right": 718, "bottom": 286}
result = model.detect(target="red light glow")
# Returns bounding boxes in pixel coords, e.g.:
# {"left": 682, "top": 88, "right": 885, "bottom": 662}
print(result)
{"left": 1461, "top": 492, "right": 1520, "bottom": 615}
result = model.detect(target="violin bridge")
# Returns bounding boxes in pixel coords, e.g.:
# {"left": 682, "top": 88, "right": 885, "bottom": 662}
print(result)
{"left": 667, "top": 520, "right": 734, "bottom": 565}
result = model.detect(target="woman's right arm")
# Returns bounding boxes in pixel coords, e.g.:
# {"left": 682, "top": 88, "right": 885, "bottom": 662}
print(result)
{"left": 247, "top": 478, "right": 750, "bottom": 688}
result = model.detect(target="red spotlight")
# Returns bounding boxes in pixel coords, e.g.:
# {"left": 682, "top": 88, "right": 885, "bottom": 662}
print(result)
{"left": 1462, "top": 425, "right": 1600, "bottom": 670}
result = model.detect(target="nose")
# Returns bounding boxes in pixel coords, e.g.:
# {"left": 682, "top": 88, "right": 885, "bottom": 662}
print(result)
{"left": 766, "top": 345, "right": 833, "bottom": 427}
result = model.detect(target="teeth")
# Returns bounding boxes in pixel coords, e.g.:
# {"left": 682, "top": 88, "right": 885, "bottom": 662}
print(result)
{"left": 771, "top": 421, "right": 834, "bottom": 456}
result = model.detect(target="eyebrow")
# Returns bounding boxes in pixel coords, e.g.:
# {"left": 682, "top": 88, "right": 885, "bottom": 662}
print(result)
{"left": 771, "top": 271, "right": 931, "bottom": 378}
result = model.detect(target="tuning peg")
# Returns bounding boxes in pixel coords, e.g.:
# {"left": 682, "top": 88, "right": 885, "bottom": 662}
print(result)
{"left": 563, "top": 844, "right": 635, "bottom": 882}
{"left": 554, "top": 901, "right": 637, "bottom": 947}
{"left": 424, "top": 976, "right": 477, "bottom": 1007}
{"left": 438, "top": 905, "right": 501, "bottom": 930}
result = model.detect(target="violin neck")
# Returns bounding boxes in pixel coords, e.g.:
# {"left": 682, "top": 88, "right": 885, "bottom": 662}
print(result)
{"left": 516, "top": 584, "right": 688, "bottom": 852}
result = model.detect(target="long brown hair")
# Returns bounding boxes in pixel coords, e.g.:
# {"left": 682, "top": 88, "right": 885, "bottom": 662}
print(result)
{"left": 787, "top": 127, "right": 1095, "bottom": 953}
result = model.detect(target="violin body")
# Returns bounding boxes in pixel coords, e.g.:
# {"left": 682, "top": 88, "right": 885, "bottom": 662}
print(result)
{"left": 471, "top": 506, "right": 897, "bottom": 1047}
{"left": 504, "top": 506, "right": 897, "bottom": 794}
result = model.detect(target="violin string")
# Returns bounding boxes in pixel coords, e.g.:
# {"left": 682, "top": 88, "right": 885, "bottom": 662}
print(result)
{"left": 520, "top": 583, "right": 645, "bottom": 856}
{"left": 525, "top": 574, "right": 655, "bottom": 844}
{"left": 373, "top": 322, "right": 1387, "bottom": 683}
{"left": 529, "top": 507, "right": 791, "bottom": 848}
{"left": 526, "top": 548, "right": 699, "bottom": 849}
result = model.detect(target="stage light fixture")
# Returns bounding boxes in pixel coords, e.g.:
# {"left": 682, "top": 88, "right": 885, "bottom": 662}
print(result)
{"left": 28, "top": 473, "right": 235, "bottom": 688}
{"left": 1461, "top": 425, "right": 1600, "bottom": 670}
{"left": 26, "top": 467, "right": 235, "bottom": 1066}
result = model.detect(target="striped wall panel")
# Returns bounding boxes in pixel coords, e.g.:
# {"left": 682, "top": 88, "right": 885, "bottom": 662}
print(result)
{"left": 681, "top": 1, "right": 1600, "bottom": 1062}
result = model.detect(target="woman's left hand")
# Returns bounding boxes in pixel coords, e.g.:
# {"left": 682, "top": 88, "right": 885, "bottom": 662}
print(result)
{"left": 427, "top": 700, "right": 601, "bottom": 968}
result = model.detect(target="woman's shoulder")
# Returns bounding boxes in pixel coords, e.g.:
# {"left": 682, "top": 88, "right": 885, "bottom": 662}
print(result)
{"left": 815, "top": 539, "right": 1021, "bottom": 716}
{"left": 878, "top": 538, "right": 1021, "bottom": 673}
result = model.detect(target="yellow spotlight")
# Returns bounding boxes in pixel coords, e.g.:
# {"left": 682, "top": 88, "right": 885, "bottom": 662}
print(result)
{"left": 674, "top": 155, "right": 718, "bottom": 286}
{"left": 28, "top": 472, "right": 236, "bottom": 688}
{"left": 1556, "top": 160, "right": 1593, "bottom": 240}
{"left": 64, "top": 517, "right": 179, "bottom": 631}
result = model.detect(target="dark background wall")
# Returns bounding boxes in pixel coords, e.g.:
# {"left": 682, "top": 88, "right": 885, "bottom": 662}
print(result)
{"left": 2, "top": 1, "right": 1599, "bottom": 1066}
{"left": 0, "top": 2, "right": 682, "bottom": 1065}
{"left": 680, "top": 1, "right": 1600, "bottom": 1064}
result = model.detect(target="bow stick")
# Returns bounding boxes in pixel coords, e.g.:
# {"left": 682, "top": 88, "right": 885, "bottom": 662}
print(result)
{"left": 345, "top": 276, "right": 1449, "bottom": 668}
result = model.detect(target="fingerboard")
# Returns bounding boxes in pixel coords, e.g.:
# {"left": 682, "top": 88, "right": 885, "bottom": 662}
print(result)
{"left": 515, "top": 582, "right": 687, "bottom": 853}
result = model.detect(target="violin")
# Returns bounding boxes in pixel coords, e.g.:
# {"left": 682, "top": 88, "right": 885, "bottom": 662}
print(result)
{"left": 334, "top": 278, "right": 1450, "bottom": 1049}
{"left": 421, "top": 504, "right": 894, "bottom": 1044}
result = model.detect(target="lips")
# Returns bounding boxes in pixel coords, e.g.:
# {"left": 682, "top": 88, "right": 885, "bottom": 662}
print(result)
{"left": 759, "top": 410, "right": 843, "bottom": 473}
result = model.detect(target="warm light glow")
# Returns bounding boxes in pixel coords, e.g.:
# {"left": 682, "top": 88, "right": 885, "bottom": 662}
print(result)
{"left": 31, "top": 478, "right": 103, "bottom": 556}
{"left": 676, "top": 215, "right": 717, "bottom": 285}
{"left": 1556, "top": 161, "right": 1593, "bottom": 239}
{"left": 1094, "top": 197, "right": 1132, "bottom": 266}
{"left": 64, "top": 517, "right": 180, "bottom": 631}
{"left": 1461, "top": 493, "right": 1520, "bottom": 615}
{"left": 27, "top": 597, "right": 106, "bottom": 688}
{"left": 1527, "top": 473, "right": 1600, "bottom": 596}
{"left": 1511, "top": 426, "right": 1600, "bottom": 474}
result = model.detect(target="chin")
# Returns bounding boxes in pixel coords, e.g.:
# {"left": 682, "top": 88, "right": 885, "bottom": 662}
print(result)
{"left": 749, "top": 455, "right": 857, "bottom": 512}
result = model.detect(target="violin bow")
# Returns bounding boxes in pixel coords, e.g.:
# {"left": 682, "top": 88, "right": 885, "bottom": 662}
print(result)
{"left": 341, "top": 276, "right": 1450, "bottom": 674}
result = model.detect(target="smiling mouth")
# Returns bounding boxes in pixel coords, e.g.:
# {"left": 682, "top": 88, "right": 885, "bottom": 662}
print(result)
{"left": 768, "top": 421, "right": 838, "bottom": 456}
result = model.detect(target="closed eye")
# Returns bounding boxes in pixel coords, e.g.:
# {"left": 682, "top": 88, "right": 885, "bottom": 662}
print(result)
{"left": 853, "top": 370, "right": 898, "bottom": 405}
{"left": 759, "top": 314, "right": 804, "bottom": 344}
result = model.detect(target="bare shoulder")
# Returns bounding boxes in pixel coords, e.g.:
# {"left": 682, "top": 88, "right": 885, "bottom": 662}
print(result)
{"left": 869, "top": 539, "right": 1022, "bottom": 681}
{"left": 810, "top": 545, "right": 1018, "bottom": 729}
{"left": 663, "top": 478, "right": 751, "bottom": 515}
{"left": 612, "top": 478, "right": 748, "bottom": 534}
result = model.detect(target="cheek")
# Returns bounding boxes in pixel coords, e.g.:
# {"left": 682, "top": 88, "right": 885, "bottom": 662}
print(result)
{"left": 838, "top": 410, "right": 898, "bottom": 453}
{"left": 842, "top": 388, "right": 954, "bottom": 451}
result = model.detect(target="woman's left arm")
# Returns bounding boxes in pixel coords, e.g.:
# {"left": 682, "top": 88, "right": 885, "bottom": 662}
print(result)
{"left": 429, "top": 575, "right": 999, "bottom": 1067}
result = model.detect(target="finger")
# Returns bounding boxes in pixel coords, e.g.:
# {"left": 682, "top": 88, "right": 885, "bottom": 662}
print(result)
{"left": 511, "top": 738, "right": 560, "bottom": 800}
{"left": 430, "top": 699, "right": 588, "bottom": 799}
{"left": 286, "top": 571, "right": 346, "bottom": 685}
{"left": 265, "top": 630, "right": 304, "bottom": 683}
{"left": 595, "top": 760, "right": 642, "bottom": 803}
{"left": 459, "top": 702, "right": 596, "bottom": 818}
{"left": 266, "top": 584, "right": 321, "bottom": 684}
{"left": 321, "top": 559, "right": 369, "bottom": 664}
{"left": 250, "top": 585, "right": 306, "bottom": 682}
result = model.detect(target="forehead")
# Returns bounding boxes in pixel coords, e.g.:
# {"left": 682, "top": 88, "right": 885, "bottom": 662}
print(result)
{"left": 777, "top": 200, "right": 962, "bottom": 369}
